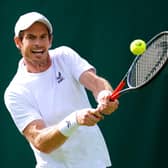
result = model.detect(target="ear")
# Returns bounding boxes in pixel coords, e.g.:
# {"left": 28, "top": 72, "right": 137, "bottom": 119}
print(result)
{"left": 14, "top": 37, "right": 22, "bottom": 49}
{"left": 49, "top": 35, "right": 53, "bottom": 49}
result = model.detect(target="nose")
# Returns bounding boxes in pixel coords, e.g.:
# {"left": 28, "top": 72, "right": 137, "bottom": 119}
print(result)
{"left": 34, "top": 39, "right": 41, "bottom": 46}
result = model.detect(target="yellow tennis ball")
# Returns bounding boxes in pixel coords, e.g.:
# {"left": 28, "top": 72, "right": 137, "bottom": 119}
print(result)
{"left": 130, "top": 39, "right": 146, "bottom": 55}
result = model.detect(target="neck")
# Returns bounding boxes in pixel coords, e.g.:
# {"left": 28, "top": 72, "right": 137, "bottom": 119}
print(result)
{"left": 23, "top": 57, "right": 51, "bottom": 73}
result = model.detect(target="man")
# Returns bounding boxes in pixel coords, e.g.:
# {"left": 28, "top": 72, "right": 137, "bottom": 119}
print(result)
{"left": 4, "top": 11, "right": 119, "bottom": 168}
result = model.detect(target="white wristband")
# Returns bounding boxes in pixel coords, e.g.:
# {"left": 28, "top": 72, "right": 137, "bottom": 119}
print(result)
{"left": 97, "top": 90, "right": 112, "bottom": 103}
{"left": 57, "top": 112, "right": 79, "bottom": 137}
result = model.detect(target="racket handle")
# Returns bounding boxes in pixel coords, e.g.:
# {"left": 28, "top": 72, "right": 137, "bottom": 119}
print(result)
{"left": 110, "top": 92, "right": 120, "bottom": 101}
{"left": 110, "top": 81, "right": 126, "bottom": 101}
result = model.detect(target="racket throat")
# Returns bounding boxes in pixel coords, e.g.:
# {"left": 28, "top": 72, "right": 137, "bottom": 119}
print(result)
{"left": 110, "top": 80, "right": 126, "bottom": 101}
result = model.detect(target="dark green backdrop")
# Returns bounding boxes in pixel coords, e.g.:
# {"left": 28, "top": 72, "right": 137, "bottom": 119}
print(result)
{"left": 1, "top": 0, "right": 168, "bottom": 168}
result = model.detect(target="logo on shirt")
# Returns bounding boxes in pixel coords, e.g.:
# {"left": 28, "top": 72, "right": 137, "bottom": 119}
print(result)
{"left": 56, "top": 72, "right": 64, "bottom": 83}
{"left": 65, "top": 120, "right": 72, "bottom": 128}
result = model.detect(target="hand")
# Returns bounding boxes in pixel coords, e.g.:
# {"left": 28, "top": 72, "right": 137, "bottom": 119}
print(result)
{"left": 97, "top": 99, "right": 119, "bottom": 115}
{"left": 76, "top": 108, "right": 104, "bottom": 126}
{"left": 97, "top": 90, "right": 119, "bottom": 115}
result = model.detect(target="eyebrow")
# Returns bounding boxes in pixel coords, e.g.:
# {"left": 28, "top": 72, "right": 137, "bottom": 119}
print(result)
{"left": 26, "top": 33, "right": 48, "bottom": 37}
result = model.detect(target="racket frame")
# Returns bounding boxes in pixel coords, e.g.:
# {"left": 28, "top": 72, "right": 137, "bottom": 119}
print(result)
{"left": 110, "top": 31, "right": 168, "bottom": 101}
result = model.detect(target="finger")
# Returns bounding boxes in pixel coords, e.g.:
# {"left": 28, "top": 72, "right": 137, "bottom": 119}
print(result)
{"left": 89, "top": 109, "right": 104, "bottom": 120}
{"left": 92, "top": 113, "right": 104, "bottom": 120}
{"left": 89, "top": 113, "right": 103, "bottom": 123}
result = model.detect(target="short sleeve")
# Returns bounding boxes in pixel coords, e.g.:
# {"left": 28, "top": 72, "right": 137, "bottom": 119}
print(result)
{"left": 52, "top": 46, "right": 96, "bottom": 81}
{"left": 4, "top": 86, "right": 42, "bottom": 133}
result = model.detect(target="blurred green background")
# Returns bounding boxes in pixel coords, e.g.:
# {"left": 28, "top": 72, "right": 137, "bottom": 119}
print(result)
{"left": 1, "top": 0, "right": 168, "bottom": 167}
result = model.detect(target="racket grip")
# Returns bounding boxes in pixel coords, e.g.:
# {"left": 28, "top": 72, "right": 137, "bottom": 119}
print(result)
{"left": 110, "top": 92, "right": 120, "bottom": 101}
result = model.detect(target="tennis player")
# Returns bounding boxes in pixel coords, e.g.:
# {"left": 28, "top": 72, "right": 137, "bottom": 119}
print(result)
{"left": 4, "top": 11, "right": 119, "bottom": 168}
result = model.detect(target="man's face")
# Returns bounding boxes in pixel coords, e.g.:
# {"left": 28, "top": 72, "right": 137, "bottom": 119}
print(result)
{"left": 14, "top": 22, "right": 52, "bottom": 64}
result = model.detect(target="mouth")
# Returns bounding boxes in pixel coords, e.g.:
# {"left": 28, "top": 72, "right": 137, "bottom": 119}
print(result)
{"left": 31, "top": 49, "right": 45, "bottom": 54}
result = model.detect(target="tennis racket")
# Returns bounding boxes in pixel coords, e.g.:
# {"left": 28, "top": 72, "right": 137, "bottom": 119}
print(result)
{"left": 110, "top": 31, "right": 168, "bottom": 101}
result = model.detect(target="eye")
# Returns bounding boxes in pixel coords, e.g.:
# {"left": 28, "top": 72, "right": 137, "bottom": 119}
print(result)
{"left": 40, "top": 34, "right": 48, "bottom": 40}
{"left": 27, "top": 34, "right": 36, "bottom": 40}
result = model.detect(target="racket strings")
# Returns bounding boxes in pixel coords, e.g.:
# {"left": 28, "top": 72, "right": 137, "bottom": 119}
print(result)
{"left": 129, "top": 34, "right": 168, "bottom": 87}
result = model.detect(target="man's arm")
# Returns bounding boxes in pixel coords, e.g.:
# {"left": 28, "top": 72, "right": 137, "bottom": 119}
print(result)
{"left": 23, "top": 108, "right": 103, "bottom": 153}
{"left": 79, "top": 69, "right": 112, "bottom": 98}
{"left": 23, "top": 119, "right": 67, "bottom": 153}
{"left": 79, "top": 69, "right": 119, "bottom": 114}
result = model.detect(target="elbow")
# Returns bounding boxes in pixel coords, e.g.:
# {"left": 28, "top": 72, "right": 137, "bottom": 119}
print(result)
{"left": 37, "top": 147, "right": 54, "bottom": 154}
{"left": 32, "top": 136, "right": 57, "bottom": 154}
{"left": 34, "top": 142, "right": 55, "bottom": 154}
{"left": 33, "top": 135, "right": 66, "bottom": 154}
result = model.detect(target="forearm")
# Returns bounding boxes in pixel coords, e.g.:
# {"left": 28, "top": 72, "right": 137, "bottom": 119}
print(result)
{"left": 23, "top": 120, "right": 68, "bottom": 153}
{"left": 92, "top": 77, "right": 113, "bottom": 99}
{"left": 79, "top": 70, "right": 113, "bottom": 100}
{"left": 24, "top": 109, "right": 102, "bottom": 153}
{"left": 24, "top": 113, "right": 79, "bottom": 153}
{"left": 34, "top": 125, "right": 68, "bottom": 153}
{"left": 79, "top": 70, "right": 119, "bottom": 115}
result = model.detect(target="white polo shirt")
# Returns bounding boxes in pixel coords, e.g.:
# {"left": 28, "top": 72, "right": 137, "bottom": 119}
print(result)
{"left": 4, "top": 46, "right": 112, "bottom": 168}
